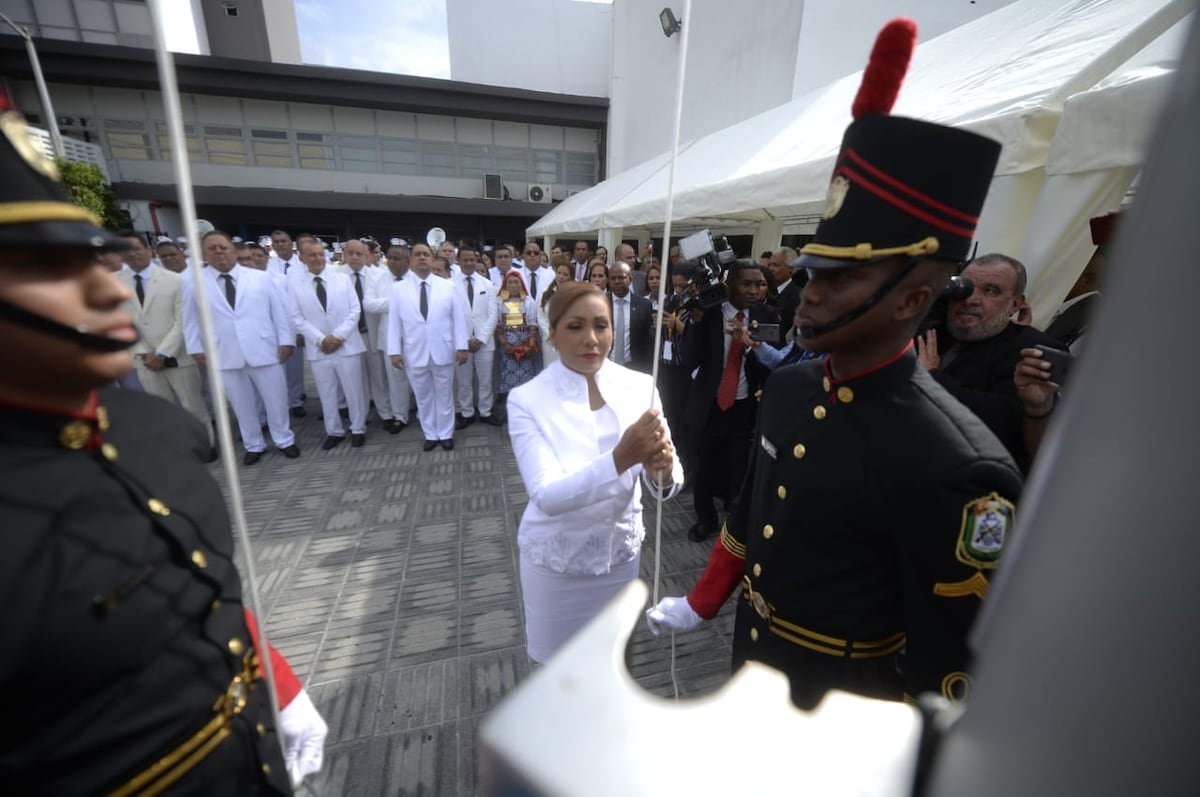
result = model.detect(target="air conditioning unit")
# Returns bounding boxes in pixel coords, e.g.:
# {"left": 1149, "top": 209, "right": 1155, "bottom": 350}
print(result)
{"left": 483, "top": 173, "right": 504, "bottom": 200}
{"left": 527, "top": 184, "right": 552, "bottom": 204}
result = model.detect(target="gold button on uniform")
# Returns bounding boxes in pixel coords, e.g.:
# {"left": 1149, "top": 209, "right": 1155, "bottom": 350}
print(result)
{"left": 776, "top": 485, "right": 787, "bottom": 500}
{"left": 96, "top": 406, "right": 110, "bottom": 431}
{"left": 813, "top": 406, "right": 827, "bottom": 420}
{"left": 261, "top": 764, "right": 271, "bottom": 776}
{"left": 752, "top": 563, "right": 762, "bottom": 577}
{"left": 100, "top": 443, "right": 119, "bottom": 461}
{"left": 211, "top": 600, "right": 222, "bottom": 613}
{"left": 256, "top": 722, "right": 266, "bottom": 737}
{"left": 750, "top": 628, "right": 759, "bottom": 642}
{"left": 228, "top": 637, "right": 245, "bottom": 657}
{"left": 59, "top": 421, "right": 91, "bottom": 450}
{"left": 147, "top": 498, "right": 170, "bottom": 516}
{"left": 190, "top": 549, "right": 208, "bottom": 569}
{"left": 837, "top": 386, "right": 855, "bottom": 404}
{"left": 763, "top": 524, "right": 775, "bottom": 539}
{"left": 822, "top": 376, "right": 831, "bottom": 392}
{"left": 793, "top": 443, "right": 807, "bottom": 459}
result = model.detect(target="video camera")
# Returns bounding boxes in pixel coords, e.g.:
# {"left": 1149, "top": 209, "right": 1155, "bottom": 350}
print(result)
{"left": 676, "top": 229, "right": 737, "bottom": 309}
{"left": 918, "top": 274, "right": 974, "bottom": 335}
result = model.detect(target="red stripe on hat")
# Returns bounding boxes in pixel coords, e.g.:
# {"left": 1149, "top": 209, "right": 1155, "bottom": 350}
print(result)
{"left": 843, "top": 148, "right": 980, "bottom": 225}
{"left": 839, "top": 166, "right": 978, "bottom": 240}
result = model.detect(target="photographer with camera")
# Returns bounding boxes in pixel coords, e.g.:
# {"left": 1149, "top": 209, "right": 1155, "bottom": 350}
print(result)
{"left": 917, "top": 253, "right": 1063, "bottom": 471}
{"left": 678, "top": 258, "right": 777, "bottom": 543}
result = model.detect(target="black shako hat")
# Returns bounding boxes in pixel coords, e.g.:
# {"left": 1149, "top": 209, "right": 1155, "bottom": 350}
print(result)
{"left": 0, "top": 85, "right": 129, "bottom": 251}
{"left": 798, "top": 19, "right": 1001, "bottom": 270}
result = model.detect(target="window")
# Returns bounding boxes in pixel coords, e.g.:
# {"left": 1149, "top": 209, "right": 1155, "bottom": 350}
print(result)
{"left": 104, "top": 119, "right": 151, "bottom": 160}
{"left": 532, "top": 149, "right": 562, "bottom": 184}
{"left": 296, "top": 132, "right": 334, "bottom": 169}
{"left": 155, "top": 122, "right": 201, "bottom": 163}
{"left": 494, "top": 147, "right": 530, "bottom": 180}
{"left": 566, "top": 151, "right": 598, "bottom": 184}
{"left": 459, "top": 145, "right": 492, "bottom": 179}
{"left": 338, "top": 134, "right": 379, "bottom": 173}
{"left": 251, "top": 129, "right": 293, "bottom": 167}
{"left": 381, "top": 138, "right": 418, "bottom": 175}
{"left": 420, "top": 142, "right": 457, "bottom": 178}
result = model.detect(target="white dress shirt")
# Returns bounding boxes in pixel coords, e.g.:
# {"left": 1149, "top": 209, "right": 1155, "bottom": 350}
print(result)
{"left": 722, "top": 300, "right": 750, "bottom": 401}
{"left": 507, "top": 360, "right": 684, "bottom": 575}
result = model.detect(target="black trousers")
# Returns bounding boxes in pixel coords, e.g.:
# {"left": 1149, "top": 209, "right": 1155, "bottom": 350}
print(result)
{"left": 690, "top": 396, "right": 757, "bottom": 529}
{"left": 658, "top": 363, "right": 692, "bottom": 471}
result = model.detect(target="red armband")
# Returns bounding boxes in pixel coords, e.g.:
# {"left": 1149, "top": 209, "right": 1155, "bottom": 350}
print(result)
{"left": 244, "top": 609, "right": 302, "bottom": 708}
{"left": 687, "top": 527, "right": 747, "bottom": 620}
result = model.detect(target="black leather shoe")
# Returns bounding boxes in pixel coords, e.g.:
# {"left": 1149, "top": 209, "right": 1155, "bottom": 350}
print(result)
{"left": 321, "top": 435, "right": 344, "bottom": 451}
{"left": 423, "top": 440, "right": 438, "bottom": 452}
{"left": 482, "top": 415, "right": 503, "bottom": 427}
{"left": 290, "top": 406, "right": 306, "bottom": 418}
{"left": 455, "top": 415, "right": 471, "bottom": 430}
{"left": 351, "top": 433, "right": 365, "bottom": 447}
{"left": 280, "top": 444, "right": 301, "bottom": 459}
{"left": 387, "top": 419, "right": 406, "bottom": 434}
{"left": 687, "top": 522, "right": 714, "bottom": 543}
{"left": 441, "top": 439, "right": 454, "bottom": 451}
{"left": 243, "top": 450, "right": 264, "bottom": 466}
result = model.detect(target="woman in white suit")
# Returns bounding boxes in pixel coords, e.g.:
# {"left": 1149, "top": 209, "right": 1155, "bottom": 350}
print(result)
{"left": 508, "top": 281, "right": 683, "bottom": 664}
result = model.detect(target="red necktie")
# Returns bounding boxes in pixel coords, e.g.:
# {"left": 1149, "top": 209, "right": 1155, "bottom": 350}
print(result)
{"left": 716, "top": 311, "right": 745, "bottom": 411}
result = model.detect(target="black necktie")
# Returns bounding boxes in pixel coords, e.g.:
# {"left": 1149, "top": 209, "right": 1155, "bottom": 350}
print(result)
{"left": 419, "top": 280, "right": 429, "bottom": 319}
{"left": 134, "top": 273, "right": 145, "bottom": 305}
{"left": 530, "top": 271, "right": 538, "bottom": 299}
{"left": 353, "top": 272, "right": 368, "bottom": 334}
{"left": 466, "top": 276, "right": 474, "bottom": 307}
{"left": 315, "top": 276, "right": 327, "bottom": 311}
{"left": 220, "top": 274, "right": 235, "bottom": 308}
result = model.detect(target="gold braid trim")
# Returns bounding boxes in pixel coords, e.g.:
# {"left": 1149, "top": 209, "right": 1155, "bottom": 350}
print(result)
{"left": 0, "top": 200, "right": 102, "bottom": 226}
{"left": 800, "top": 236, "right": 940, "bottom": 262}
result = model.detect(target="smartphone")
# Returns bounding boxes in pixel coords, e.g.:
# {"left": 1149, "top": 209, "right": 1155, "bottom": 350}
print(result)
{"left": 750, "top": 323, "right": 781, "bottom": 345}
{"left": 1034, "top": 344, "right": 1074, "bottom": 386}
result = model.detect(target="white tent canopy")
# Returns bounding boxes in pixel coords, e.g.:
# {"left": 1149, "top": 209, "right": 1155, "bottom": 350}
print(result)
{"left": 530, "top": 0, "right": 1190, "bottom": 313}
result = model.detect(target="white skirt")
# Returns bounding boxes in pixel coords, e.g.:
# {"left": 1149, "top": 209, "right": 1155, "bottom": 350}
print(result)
{"left": 519, "top": 551, "right": 640, "bottom": 664}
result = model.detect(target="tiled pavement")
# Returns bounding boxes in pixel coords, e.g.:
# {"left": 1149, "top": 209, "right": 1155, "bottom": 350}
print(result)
{"left": 220, "top": 408, "right": 737, "bottom": 796}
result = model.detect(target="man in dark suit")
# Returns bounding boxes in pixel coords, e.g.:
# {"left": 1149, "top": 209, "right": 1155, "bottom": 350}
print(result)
{"left": 917, "top": 253, "right": 1062, "bottom": 472}
{"left": 679, "top": 261, "right": 777, "bottom": 542}
{"left": 608, "top": 261, "right": 654, "bottom": 373}
{"left": 766, "top": 246, "right": 804, "bottom": 333}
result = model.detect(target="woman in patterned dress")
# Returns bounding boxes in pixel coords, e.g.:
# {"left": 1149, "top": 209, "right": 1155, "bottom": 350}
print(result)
{"left": 495, "top": 270, "right": 540, "bottom": 396}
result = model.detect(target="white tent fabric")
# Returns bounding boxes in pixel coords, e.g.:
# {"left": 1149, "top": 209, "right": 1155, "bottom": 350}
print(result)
{"left": 529, "top": 0, "right": 1190, "bottom": 283}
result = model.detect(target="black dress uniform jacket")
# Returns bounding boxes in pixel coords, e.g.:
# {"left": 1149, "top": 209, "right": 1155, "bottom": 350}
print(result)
{"left": 0, "top": 388, "right": 291, "bottom": 796}
{"left": 726, "top": 347, "right": 1021, "bottom": 708}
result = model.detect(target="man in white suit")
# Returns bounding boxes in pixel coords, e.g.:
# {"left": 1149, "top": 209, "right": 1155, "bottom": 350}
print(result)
{"left": 115, "top": 232, "right": 214, "bottom": 456}
{"left": 519, "top": 241, "right": 556, "bottom": 304}
{"left": 183, "top": 230, "right": 300, "bottom": 465}
{"left": 290, "top": 238, "right": 368, "bottom": 449}
{"left": 267, "top": 229, "right": 307, "bottom": 418}
{"left": 386, "top": 242, "right": 469, "bottom": 451}
{"left": 338, "top": 239, "right": 400, "bottom": 432}
{"left": 454, "top": 243, "right": 500, "bottom": 428}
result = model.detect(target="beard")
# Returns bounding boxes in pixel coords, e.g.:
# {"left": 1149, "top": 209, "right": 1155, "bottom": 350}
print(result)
{"left": 948, "top": 311, "right": 1010, "bottom": 342}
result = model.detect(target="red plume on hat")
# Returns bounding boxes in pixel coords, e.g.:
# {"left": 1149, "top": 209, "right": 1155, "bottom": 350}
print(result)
{"left": 851, "top": 18, "right": 918, "bottom": 119}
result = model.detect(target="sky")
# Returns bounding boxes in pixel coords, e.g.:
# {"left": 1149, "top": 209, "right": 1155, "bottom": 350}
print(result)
{"left": 294, "top": 0, "right": 612, "bottom": 80}
{"left": 295, "top": 0, "right": 452, "bottom": 79}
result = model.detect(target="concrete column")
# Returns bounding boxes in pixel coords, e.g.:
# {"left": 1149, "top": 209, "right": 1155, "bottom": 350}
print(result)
{"left": 751, "top": 220, "right": 784, "bottom": 260}
{"left": 599, "top": 228, "right": 623, "bottom": 260}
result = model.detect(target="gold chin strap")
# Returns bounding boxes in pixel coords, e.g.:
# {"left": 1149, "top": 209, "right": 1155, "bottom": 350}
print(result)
{"left": 0, "top": 200, "right": 103, "bottom": 226}
{"left": 800, "top": 236, "right": 940, "bottom": 262}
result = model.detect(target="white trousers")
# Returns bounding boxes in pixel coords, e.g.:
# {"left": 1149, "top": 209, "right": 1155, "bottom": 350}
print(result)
{"left": 284, "top": 341, "right": 305, "bottom": 407}
{"left": 222, "top": 363, "right": 294, "bottom": 452}
{"left": 455, "top": 349, "right": 495, "bottom": 417}
{"left": 407, "top": 363, "right": 455, "bottom": 441}
{"left": 385, "top": 357, "right": 412, "bottom": 423}
{"left": 312, "top": 354, "right": 367, "bottom": 436}
{"left": 362, "top": 348, "right": 392, "bottom": 420}
{"left": 136, "top": 363, "right": 212, "bottom": 443}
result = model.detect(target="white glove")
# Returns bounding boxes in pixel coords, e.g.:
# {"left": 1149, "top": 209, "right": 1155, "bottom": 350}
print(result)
{"left": 645, "top": 595, "right": 704, "bottom": 636}
{"left": 278, "top": 689, "right": 328, "bottom": 787}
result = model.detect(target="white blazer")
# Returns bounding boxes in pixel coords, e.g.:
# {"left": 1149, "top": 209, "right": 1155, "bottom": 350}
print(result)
{"left": 338, "top": 265, "right": 391, "bottom": 352}
{"left": 183, "top": 265, "right": 292, "bottom": 369}
{"left": 385, "top": 275, "right": 469, "bottom": 367}
{"left": 518, "top": 265, "right": 556, "bottom": 302}
{"left": 508, "top": 360, "right": 684, "bottom": 575}
{"left": 458, "top": 272, "right": 499, "bottom": 352}
{"left": 288, "top": 267, "right": 366, "bottom": 362}
{"left": 115, "top": 265, "right": 192, "bottom": 365}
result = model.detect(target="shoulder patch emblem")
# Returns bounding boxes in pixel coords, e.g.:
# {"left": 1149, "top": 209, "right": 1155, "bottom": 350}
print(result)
{"left": 956, "top": 492, "right": 1013, "bottom": 569}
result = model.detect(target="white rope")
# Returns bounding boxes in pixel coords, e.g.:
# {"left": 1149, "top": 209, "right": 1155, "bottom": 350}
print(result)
{"left": 646, "top": 0, "right": 694, "bottom": 702}
{"left": 145, "top": 0, "right": 283, "bottom": 739}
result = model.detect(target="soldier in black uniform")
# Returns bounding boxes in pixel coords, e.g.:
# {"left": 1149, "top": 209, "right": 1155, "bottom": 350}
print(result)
{"left": 647, "top": 19, "right": 1022, "bottom": 709}
{"left": 0, "top": 93, "right": 305, "bottom": 794}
